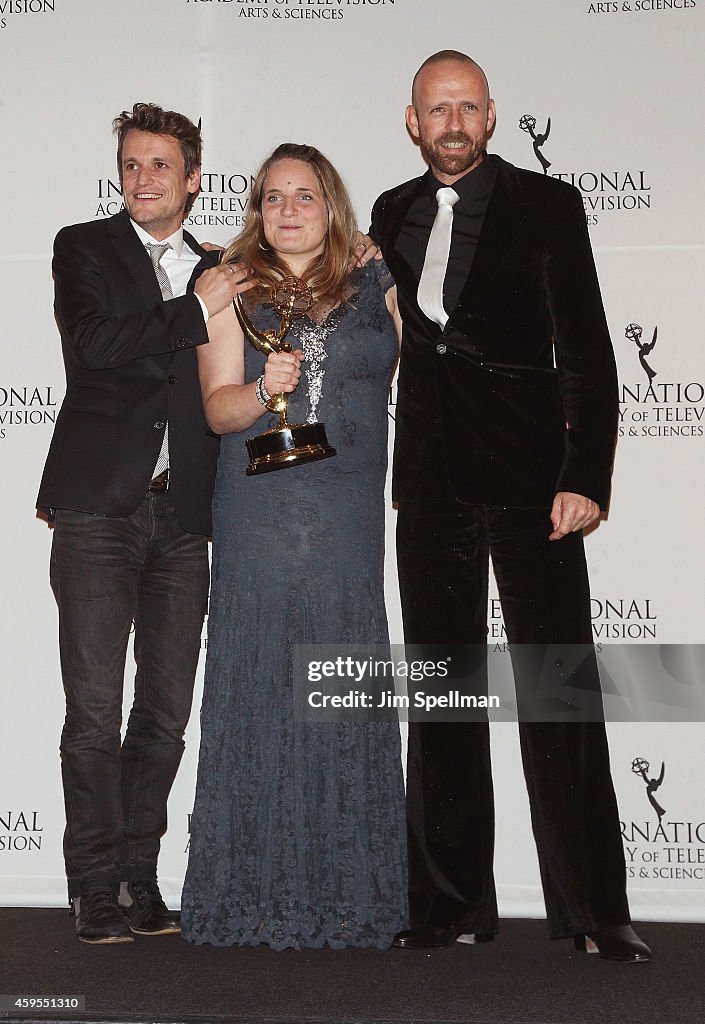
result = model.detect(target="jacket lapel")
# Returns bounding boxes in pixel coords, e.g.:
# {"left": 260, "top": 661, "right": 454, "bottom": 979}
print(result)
{"left": 447, "top": 155, "right": 535, "bottom": 324}
{"left": 108, "top": 212, "right": 217, "bottom": 300}
{"left": 183, "top": 228, "right": 218, "bottom": 290}
{"left": 108, "top": 210, "right": 163, "bottom": 307}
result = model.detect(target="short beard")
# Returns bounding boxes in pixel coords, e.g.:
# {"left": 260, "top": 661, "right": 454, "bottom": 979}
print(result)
{"left": 419, "top": 131, "right": 487, "bottom": 180}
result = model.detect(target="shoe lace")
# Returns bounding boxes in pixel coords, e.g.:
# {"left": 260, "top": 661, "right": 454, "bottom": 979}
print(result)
{"left": 83, "top": 890, "right": 117, "bottom": 912}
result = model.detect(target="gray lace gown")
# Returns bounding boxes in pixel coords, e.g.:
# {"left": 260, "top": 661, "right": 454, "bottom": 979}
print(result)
{"left": 181, "top": 261, "right": 408, "bottom": 949}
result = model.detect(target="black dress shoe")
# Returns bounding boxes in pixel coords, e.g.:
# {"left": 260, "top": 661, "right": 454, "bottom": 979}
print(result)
{"left": 74, "top": 890, "right": 133, "bottom": 944}
{"left": 575, "top": 925, "right": 652, "bottom": 963}
{"left": 393, "top": 924, "right": 495, "bottom": 949}
{"left": 119, "top": 880, "right": 180, "bottom": 935}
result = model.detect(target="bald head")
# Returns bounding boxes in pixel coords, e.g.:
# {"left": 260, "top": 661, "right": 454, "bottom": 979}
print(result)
{"left": 405, "top": 51, "right": 496, "bottom": 184}
{"left": 411, "top": 50, "right": 490, "bottom": 109}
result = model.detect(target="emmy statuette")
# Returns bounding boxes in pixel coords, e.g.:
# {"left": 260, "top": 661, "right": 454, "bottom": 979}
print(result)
{"left": 233, "top": 276, "right": 336, "bottom": 476}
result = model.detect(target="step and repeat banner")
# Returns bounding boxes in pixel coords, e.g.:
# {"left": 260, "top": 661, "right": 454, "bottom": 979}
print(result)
{"left": 1, "top": 0, "right": 704, "bottom": 921}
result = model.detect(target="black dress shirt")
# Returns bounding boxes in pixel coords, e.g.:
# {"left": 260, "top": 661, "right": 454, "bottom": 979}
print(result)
{"left": 394, "top": 155, "right": 497, "bottom": 318}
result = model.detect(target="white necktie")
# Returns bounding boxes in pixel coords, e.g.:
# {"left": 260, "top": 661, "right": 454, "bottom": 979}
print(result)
{"left": 146, "top": 243, "right": 173, "bottom": 477}
{"left": 417, "top": 187, "right": 460, "bottom": 328}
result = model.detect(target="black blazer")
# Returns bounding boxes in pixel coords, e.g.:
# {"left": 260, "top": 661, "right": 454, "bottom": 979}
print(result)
{"left": 37, "top": 210, "right": 219, "bottom": 535}
{"left": 371, "top": 154, "right": 619, "bottom": 510}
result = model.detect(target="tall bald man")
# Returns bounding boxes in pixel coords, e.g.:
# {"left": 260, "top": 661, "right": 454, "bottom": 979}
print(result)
{"left": 371, "top": 51, "right": 650, "bottom": 962}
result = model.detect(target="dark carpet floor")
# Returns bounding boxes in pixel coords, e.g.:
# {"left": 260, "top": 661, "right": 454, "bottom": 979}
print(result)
{"left": 0, "top": 911, "right": 701, "bottom": 1024}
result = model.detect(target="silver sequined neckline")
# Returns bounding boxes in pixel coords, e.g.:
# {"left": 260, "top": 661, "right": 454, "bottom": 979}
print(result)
{"left": 297, "top": 317, "right": 338, "bottom": 424}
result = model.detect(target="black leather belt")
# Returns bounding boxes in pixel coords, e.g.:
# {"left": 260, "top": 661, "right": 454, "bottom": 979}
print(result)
{"left": 148, "top": 469, "right": 169, "bottom": 492}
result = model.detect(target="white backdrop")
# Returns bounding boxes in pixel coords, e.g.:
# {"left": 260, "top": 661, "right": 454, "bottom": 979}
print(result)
{"left": 1, "top": 0, "right": 704, "bottom": 922}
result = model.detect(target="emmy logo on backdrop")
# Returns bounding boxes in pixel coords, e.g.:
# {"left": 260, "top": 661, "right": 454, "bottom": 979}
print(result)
{"left": 631, "top": 757, "right": 666, "bottom": 822}
{"left": 519, "top": 113, "right": 552, "bottom": 174}
{"left": 233, "top": 276, "right": 336, "bottom": 476}
{"left": 625, "top": 323, "right": 658, "bottom": 382}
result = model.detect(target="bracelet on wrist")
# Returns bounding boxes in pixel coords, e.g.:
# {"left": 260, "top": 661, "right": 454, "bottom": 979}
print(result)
{"left": 255, "top": 375, "right": 272, "bottom": 407}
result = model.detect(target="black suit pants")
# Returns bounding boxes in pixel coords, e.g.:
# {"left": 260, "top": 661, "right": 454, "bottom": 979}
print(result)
{"left": 396, "top": 504, "right": 629, "bottom": 938}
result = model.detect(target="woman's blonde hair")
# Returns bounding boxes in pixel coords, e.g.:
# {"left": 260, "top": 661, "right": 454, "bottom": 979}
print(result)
{"left": 222, "top": 143, "right": 357, "bottom": 307}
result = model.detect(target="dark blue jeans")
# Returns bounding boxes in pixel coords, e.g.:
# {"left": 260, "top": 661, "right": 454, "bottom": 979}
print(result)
{"left": 50, "top": 491, "right": 209, "bottom": 898}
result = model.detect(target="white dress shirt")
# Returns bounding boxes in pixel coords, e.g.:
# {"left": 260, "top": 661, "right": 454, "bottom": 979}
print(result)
{"left": 130, "top": 220, "right": 209, "bottom": 321}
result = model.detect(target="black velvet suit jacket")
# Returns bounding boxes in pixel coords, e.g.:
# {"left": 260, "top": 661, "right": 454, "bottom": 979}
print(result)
{"left": 37, "top": 209, "right": 219, "bottom": 535}
{"left": 371, "top": 154, "right": 618, "bottom": 510}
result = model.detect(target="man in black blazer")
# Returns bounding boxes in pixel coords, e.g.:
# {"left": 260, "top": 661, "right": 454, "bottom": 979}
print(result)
{"left": 371, "top": 51, "right": 650, "bottom": 962}
{"left": 37, "top": 103, "right": 250, "bottom": 943}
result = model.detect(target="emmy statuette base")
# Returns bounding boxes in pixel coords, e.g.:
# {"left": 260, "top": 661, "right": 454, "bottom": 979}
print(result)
{"left": 246, "top": 421, "right": 336, "bottom": 476}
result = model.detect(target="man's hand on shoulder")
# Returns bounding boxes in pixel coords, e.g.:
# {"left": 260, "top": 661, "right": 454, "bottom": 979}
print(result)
{"left": 195, "top": 262, "right": 254, "bottom": 319}
{"left": 352, "top": 231, "right": 383, "bottom": 268}
{"left": 549, "top": 492, "right": 600, "bottom": 541}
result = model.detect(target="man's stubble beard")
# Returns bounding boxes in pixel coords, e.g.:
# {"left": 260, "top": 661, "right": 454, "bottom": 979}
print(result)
{"left": 419, "top": 130, "right": 488, "bottom": 180}
{"left": 126, "top": 206, "right": 177, "bottom": 236}
{"left": 123, "top": 191, "right": 190, "bottom": 237}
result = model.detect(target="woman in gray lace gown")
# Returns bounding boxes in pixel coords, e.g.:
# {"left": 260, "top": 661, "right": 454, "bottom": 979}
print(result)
{"left": 181, "top": 144, "right": 407, "bottom": 949}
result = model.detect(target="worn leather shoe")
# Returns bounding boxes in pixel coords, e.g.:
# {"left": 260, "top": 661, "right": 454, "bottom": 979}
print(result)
{"left": 575, "top": 925, "right": 652, "bottom": 963}
{"left": 119, "top": 880, "right": 180, "bottom": 935}
{"left": 74, "top": 890, "right": 133, "bottom": 944}
{"left": 393, "top": 924, "right": 495, "bottom": 949}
